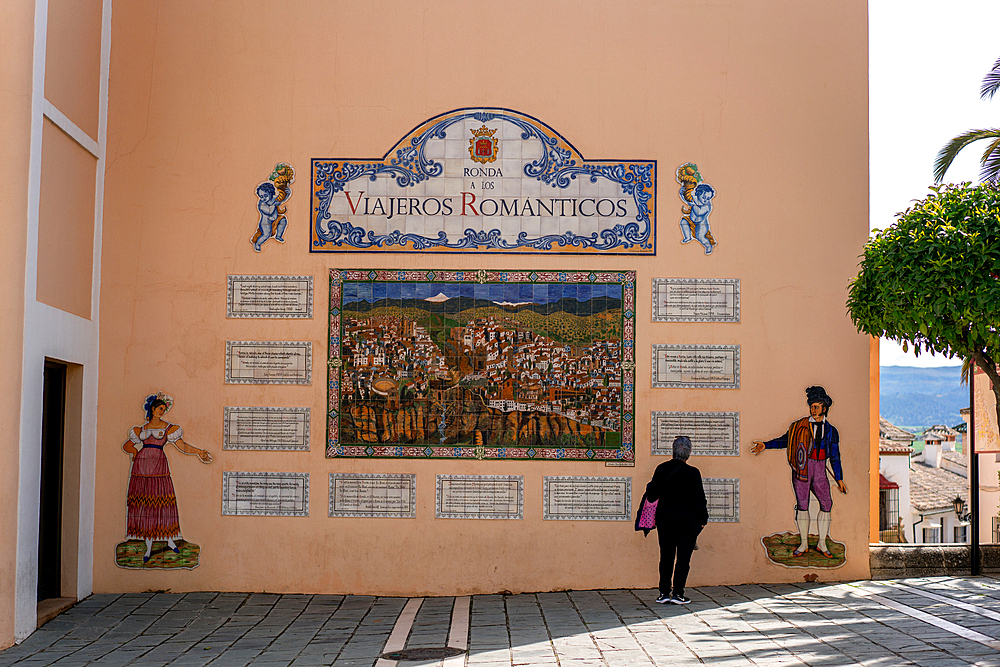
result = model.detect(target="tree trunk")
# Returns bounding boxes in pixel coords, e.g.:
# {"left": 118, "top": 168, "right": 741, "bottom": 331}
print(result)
{"left": 970, "top": 350, "right": 1000, "bottom": 437}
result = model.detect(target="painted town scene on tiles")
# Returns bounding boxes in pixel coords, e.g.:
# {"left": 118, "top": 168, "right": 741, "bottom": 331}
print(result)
{"left": 328, "top": 269, "right": 636, "bottom": 461}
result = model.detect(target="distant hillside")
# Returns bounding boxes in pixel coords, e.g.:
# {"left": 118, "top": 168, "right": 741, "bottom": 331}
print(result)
{"left": 343, "top": 296, "right": 622, "bottom": 317}
{"left": 880, "top": 365, "right": 966, "bottom": 431}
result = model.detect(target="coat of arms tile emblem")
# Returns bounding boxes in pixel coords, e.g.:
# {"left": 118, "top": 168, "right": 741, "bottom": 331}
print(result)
{"left": 469, "top": 125, "right": 498, "bottom": 163}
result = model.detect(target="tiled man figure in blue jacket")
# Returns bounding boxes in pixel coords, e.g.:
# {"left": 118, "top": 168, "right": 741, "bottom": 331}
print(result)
{"left": 751, "top": 386, "right": 847, "bottom": 558}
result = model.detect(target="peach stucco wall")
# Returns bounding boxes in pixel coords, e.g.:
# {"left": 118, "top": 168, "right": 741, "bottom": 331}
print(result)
{"left": 0, "top": 0, "right": 34, "bottom": 648}
{"left": 95, "top": 0, "right": 870, "bottom": 595}
{"left": 43, "top": 0, "right": 103, "bottom": 142}
{"left": 36, "top": 118, "right": 97, "bottom": 320}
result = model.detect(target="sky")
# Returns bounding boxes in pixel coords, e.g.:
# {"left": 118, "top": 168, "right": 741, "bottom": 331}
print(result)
{"left": 870, "top": 1, "right": 1000, "bottom": 367}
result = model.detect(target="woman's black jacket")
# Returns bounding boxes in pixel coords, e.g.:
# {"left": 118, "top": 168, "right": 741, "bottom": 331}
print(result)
{"left": 645, "top": 458, "right": 708, "bottom": 545}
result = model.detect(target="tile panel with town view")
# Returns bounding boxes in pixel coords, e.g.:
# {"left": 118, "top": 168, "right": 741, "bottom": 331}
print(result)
{"left": 327, "top": 269, "right": 636, "bottom": 461}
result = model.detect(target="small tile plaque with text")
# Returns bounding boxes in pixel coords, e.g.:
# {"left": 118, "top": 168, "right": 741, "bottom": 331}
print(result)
{"left": 651, "top": 411, "right": 739, "bottom": 456}
{"left": 227, "top": 275, "right": 313, "bottom": 318}
{"left": 704, "top": 477, "right": 740, "bottom": 522}
{"left": 651, "top": 344, "right": 739, "bottom": 389}
{"left": 436, "top": 475, "right": 523, "bottom": 519}
{"left": 225, "top": 341, "right": 311, "bottom": 385}
{"left": 542, "top": 476, "right": 631, "bottom": 521}
{"left": 222, "top": 471, "right": 309, "bottom": 517}
{"left": 652, "top": 278, "right": 739, "bottom": 322}
{"left": 329, "top": 473, "right": 416, "bottom": 518}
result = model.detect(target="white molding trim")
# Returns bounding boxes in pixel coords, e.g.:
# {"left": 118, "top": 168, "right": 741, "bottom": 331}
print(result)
{"left": 16, "top": 0, "right": 52, "bottom": 642}
{"left": 41, "top": 99, "right": 100, "bottom": 159}
{"left": 15, "top": 0, "right": 110, "bottom": 643}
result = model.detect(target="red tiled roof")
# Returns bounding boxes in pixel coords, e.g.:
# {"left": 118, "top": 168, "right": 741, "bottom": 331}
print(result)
{"left": 879, "top": 474, "right": 899, "bottom": 490}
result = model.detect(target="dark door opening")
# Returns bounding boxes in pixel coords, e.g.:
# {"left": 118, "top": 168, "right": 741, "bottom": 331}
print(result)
{"left": 38, "top": 361, "right": 66, "bottom": 601}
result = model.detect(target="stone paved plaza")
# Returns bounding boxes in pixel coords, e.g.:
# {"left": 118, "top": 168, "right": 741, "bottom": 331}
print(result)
{"left": 3, "top": 577, "right": 1000, "bottom": 666}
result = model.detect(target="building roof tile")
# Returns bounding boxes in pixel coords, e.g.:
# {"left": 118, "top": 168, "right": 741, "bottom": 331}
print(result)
{"left": 923, "top": 424, "right": 961, "bottom": 438}
{"left": 879, "top": 416, "right": 915, "bottom": 442}
{"left": 909, "top": 461, "right": 968, "bottom": 512}
{"left": 879, "top": 440, "right": 912, "bottom": 454}
{"left": 941, "top": 450, "right": 967, "bottom": 466}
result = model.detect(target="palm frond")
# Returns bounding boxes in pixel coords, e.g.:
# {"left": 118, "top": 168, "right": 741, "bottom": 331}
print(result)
{"left": 981, "top": 57, "right": 1000, "bottom": 100}
{"left": 961, "top": 357, "right": 973, "bottom": 386}
{"left": 934, "top": 128, "right": 1000, "bottom": 182}
{"left": 981, "top": 137, "right": 1000, "bottom": 184}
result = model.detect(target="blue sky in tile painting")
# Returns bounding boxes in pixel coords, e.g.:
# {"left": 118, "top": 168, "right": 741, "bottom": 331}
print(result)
{"left": 341, "top": 281, "right": 621, "bottom": 304}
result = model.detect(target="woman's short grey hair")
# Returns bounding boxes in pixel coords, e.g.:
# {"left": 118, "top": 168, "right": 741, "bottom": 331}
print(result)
{"left": 672, "top": 436, "right": 692, "bottom": 461}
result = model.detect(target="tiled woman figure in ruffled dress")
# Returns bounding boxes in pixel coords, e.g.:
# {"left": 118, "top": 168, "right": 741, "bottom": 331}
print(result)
{"left": 122, "top": 392, "right": 212, "bottom": 564}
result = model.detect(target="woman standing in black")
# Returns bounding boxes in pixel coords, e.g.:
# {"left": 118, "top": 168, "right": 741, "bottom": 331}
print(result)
{"left": 646, "top": 436, "right": 708, "bottom": 604}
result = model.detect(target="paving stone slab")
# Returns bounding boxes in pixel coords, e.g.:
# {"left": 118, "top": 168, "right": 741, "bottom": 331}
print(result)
{"left": 8, "top": 579, "right": 1000, "bottom": 666}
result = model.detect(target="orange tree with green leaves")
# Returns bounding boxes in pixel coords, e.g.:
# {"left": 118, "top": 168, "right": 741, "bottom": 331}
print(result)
{"left": 847, "top": 182, "right": 1000, "bottom": 428}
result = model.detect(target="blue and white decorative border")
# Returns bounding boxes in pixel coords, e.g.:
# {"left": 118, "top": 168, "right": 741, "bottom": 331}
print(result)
{"left": 311, "top": 107, "right": 656, "bottom": 254}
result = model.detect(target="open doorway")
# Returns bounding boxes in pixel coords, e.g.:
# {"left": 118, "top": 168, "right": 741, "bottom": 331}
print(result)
{"left": 37, "top": 360, "right": 66, "bottom": 602}
{"left": 35, "top": 359, "right": 82, "bottom": 628}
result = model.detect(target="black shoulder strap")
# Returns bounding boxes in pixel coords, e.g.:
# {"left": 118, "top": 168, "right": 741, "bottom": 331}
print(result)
{"left": 663, "top": 463, "right": 683, "bottom": 484}
{"left": 647, "top": 462, "right": 683, "bottom": 493}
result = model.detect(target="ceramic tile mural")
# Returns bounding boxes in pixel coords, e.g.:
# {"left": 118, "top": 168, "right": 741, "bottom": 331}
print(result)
{"left": 251, "top": 163, "right": 295, "bottom": 252}
{"left": 327, "top": 269, "right": 636, "bottom": 461}
{"left": 311, "top": 108, "right": 656, "bottom": 255}
{"left": 675, "top": 162, "right": 717, "bottom": 254}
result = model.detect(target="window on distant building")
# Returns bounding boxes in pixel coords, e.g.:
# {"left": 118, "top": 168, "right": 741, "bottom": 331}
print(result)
{"left": 923, "top": 526, "right": 941, "bottom": 543}
{"left": 878, "top": 485, "right": 901, "bottom": 542}
{"left": 954, "top": 524, "right": 968, "bottom": 543}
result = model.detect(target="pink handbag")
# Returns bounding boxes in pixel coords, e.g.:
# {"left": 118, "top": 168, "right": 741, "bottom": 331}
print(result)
{"left": 635, "top": 494, "right": 657, "bottom": 535}
{"left": 635, "top": 468, "right": 678, "bottom": 536}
